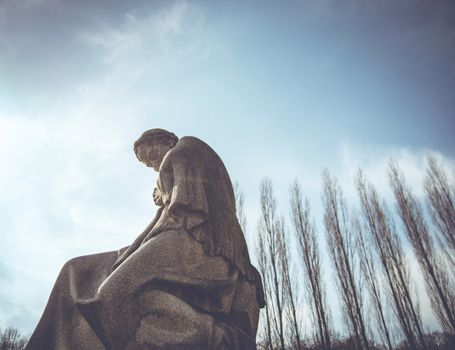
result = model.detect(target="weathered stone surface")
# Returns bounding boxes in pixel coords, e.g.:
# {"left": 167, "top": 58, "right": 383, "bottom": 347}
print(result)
{"left": 26, "top": 129, "right": 264, "bottom": 350}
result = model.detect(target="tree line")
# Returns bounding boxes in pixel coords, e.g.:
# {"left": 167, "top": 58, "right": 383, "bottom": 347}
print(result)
{"left": 0, "top": 328, "right": 28, "bottom": 350}
{"left": 2, "top": 155, "right": 454, "bottom": 350}
{"left": 248, "top": 155, "right": 455, "bottom": 350}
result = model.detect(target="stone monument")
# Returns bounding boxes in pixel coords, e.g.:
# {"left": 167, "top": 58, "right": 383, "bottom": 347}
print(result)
{"left": 25, "top": 129, "right": 265, "bottom": 350}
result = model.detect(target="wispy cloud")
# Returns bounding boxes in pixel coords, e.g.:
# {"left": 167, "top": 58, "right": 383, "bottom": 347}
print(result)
{"left": 1, "top": 0, "right": 453, "bottom": 338}
{"left": 80, "top": 1, "right": 213, "bottom": 72}
{"left": 0, "top": 1, "right": 219, "bottom": 332}
{"left": 338, "top": 142, "right": 455, "bottom": 202}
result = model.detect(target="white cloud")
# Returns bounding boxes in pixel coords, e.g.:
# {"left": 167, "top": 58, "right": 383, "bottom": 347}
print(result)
{"left": 0, "top": 112, "right": 151, "bottom": 330}
{"left": 1, "top": 0, "right": 454, "bottom": 339}
{"left": 241, "top": 141, "right": 455, "bottom": 235}
{"left": 80, "top": 1, "right": 212, "bottom": 72}
{"left": 0, "top": 1, "right": 218, "bottom": 333}
{"left": 337, "top": 142, "right": 455, "bottom": 202}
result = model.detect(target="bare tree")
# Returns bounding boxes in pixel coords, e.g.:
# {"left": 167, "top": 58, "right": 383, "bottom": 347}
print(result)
{"left": 356, "top": 171, "right": 427, "bottom": 349}
{"left": 258, "top": 178, "right": 286, "bottom": 350}
{"left": 390, "top": 162, "right": 455, "bottom": 335}
{"left": 424, "top": 155, "right": 455, "bottom": 269}
{"left": 234, "top": 181, "right": 248, "bottom": 234}
{"left": 276, "top": 217, "right": 304, "bottom": 350}
{"left": 356, "top": 211, "right": 393, "bottom": 350}
{"left": 290, "top": 180, "right": 332, "bottom": 350}
{"left": 258, "top": 231, "right": 274, "bottom": 350}
{"left": 236, "top": 182, "right": 279, "bottom": 350}
{"left": 0, "top": 327, "right": 28, "bottom": 350}
{"left": 256, "top": 178, "right": 303, "bottom": 349}
{"left": 322, "top": 171, "right": 369, "bottom": 350}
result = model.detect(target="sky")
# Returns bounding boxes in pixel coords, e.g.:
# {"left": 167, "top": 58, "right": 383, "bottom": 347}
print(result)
{"left": 0, "top": 0, "right": 454, "bottom": 337}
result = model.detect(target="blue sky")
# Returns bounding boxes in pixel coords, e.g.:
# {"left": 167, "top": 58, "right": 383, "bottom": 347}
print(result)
{"left": 0, "top": 0, "right": 454, "bottom": 337}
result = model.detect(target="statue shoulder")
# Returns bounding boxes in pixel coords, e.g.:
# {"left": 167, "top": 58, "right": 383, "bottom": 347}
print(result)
{"left": 164, "top": 136, "right": 213, "bottom": 162}
{"left": 176, "top": 136, "right": 208, "bottom": 149}
{"left": 159, "top": 136, "right": 203, "bottom": 173}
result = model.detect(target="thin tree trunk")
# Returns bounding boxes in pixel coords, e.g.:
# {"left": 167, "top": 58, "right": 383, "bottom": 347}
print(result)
{"left": 258, "top": 178, "right": 286, "bottom": 350}
{"left": 356, "top": 215, "right": 393, "bottom": 350}
{"left": 291, "top": 180, "right": 332, "bottom": 350}
{"left": 322, "top": 171, "right": 370, "bottom": 350}
{"left": 279, "top": 222, "right": 303, "bottom": 350}
{"left": 390, "top": 162, "right": 455, "bottom": 335}
{"left": 356, "top": 171, "right": 427, "bottom": 349}
{"left": 424, "top": 155, "right": 455, "bottom": 269}
{"left": 258, "top": 233, "right": 273, "bottom": 350}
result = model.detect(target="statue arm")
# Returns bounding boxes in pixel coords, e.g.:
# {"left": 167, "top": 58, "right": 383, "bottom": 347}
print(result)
{"left": 112, "top": 206, "right": 164, "bottom": 271}
{"left": 164, "top": 152, "right": 209, "bottom": 231}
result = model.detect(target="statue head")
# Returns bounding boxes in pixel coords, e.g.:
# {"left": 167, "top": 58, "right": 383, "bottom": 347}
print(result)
{"left": 134, "top": 129, "right": 178, "bottom": 171}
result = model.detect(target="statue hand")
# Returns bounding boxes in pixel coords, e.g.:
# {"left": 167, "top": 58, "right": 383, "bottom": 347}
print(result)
{"left": 153, "top": 187, "right": 164, "bottom": 207}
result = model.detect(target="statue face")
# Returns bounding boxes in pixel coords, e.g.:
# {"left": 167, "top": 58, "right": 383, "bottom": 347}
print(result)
{"left": 137, "top": 141, "right": 172, "bottom": 171}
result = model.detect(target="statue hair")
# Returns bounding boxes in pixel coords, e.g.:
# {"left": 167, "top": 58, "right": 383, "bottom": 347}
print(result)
{"left": 133, "top": 129, "right": 179, "bottom": 155}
